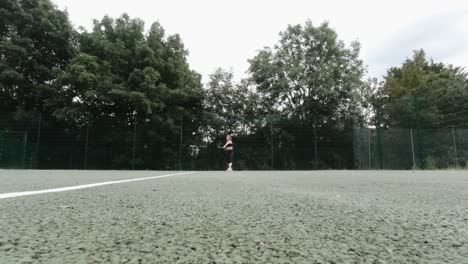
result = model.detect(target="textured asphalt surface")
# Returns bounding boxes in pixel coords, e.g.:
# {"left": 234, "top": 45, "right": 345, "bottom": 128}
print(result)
{"left": 0, "top": 170, "right": 467, "bottom": 263}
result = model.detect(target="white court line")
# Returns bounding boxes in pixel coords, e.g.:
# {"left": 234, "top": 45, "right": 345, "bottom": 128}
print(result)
{"left": 0, "top": 172, "right": 195, "bottom": 200}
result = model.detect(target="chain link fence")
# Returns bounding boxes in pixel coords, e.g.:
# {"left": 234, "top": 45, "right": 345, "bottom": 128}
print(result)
{"left": 2, "top": 112, "right": 467, "bottom": 170}
{"left": 353, "top": 128, "right": 467, "bottom": 169}
{"left": 0, "top": 112, "right": 356, "bottom": 170}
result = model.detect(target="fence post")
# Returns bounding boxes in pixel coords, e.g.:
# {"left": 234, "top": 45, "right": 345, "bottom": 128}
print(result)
{"left": 0, "top": 132, "right": 4, "bottom": 164}
{"left": 132, "top": 115, "right": 137, "bottom": 170}
{"left": 179, "top": 116, "right": 183, "bottom": 170}
{"left": 451, "top": 127, "right": 459, "bottom": 168}
{"left": 84, "top": 118, "right": 90, "bottom": 170}
{"left": 376, "top": 108, "right": 384, "bottom": 169}
{"left": 368, "top": 128, "right": 371, "bottom": 169}
{"left": 313, "top": 120, "right": 318, "bottom": 169}
{"left": 22, "top": 132, "right": 28, "bottom": 169}
{"left": 36, "top": 113, "right": 42, "bottom": 169}
{"left": 270, "top": 124, "right": 274, "bottom": 169}
{"left": 410, "top": 128, "right": 417, "bottom": 169}
{"left": 414, "top": 95, "right": 423, "bottom": 168}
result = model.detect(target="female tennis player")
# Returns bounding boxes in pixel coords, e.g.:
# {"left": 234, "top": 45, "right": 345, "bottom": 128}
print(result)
{"left": 223, "top": 135, "right": 234, "bottom": 171}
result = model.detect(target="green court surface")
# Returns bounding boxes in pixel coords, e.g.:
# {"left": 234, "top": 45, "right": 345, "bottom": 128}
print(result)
{"left": 0, "top": 170, "right": 467, "bottom": 263}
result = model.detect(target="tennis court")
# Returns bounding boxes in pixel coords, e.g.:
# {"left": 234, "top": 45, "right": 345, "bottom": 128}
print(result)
{"left": 1, "top": 170, "right": 467, "bottom": 263}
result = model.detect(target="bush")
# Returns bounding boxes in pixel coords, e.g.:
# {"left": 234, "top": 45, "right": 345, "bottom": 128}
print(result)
{"left": 424, "top": 155, "right": 437, "bottom": 170}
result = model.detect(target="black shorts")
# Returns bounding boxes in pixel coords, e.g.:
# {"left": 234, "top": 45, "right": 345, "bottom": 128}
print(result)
{"left": 226, "top": 150, "right": 234, "bottom": 164}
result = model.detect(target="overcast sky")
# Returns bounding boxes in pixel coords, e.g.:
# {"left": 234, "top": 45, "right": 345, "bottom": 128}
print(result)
{"left": 53, "top": 0, "right": 468, "bottom": 82}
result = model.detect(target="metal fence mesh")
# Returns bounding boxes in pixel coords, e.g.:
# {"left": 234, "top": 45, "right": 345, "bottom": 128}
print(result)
{"left": 353, "top": 128, "right": 467, "bottom": 169}
{"left": 1, "top": 112, "right": 467, "bottom": 170}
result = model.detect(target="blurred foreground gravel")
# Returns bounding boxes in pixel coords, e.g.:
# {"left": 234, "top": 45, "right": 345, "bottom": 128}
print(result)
{"left": 1, "top": 170, "right": 467, "bottom": 263}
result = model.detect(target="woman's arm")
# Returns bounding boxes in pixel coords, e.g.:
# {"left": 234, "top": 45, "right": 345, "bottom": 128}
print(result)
{"left": 223, "top": 140, "right": 233, "bottom": 149}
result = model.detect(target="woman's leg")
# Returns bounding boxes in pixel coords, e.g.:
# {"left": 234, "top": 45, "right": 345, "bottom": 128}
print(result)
{"left": 228, "top": 151, "right": 233, "bottom": 171}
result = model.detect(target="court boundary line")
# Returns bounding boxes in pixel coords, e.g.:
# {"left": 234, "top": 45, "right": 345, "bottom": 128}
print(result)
{"left": 0, "top": 172, "right": 195, "bottom": 200}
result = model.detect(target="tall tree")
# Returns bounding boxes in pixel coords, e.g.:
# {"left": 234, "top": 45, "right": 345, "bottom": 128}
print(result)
{"left": 52, "top": 14, "right": 204, "bottom": 169}
{"left": 248, "top": 21, "right": 365, "bottom": 128}
{"left": 247, "top": 21, "right": 365, "bottom": 169}
{"left": 201, "top": 68, "right": 270, "bottom": 169}
{"left": 202, "top": 68, "right": 258, "bottom": 136}
{"left": 0, "top": 0, "right": 75, "bottom": 115}
{"left": 357, "top": 78, "right": 379, "bottom": 126}
{"left": 378, "top": 50, "right": 468, "bottom": 128}
{"left": 54, "top": 15, "right": 203, "bottom": 123}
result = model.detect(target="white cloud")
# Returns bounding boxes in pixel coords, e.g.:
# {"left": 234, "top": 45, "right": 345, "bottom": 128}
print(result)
{"left": 53, "top": 0, "right": 468, "bottom": 82}
{"left": 367, "top": 9, "right": 468, "bottom": 78}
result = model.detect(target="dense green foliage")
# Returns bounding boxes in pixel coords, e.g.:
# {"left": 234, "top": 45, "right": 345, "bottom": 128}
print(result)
{"left": 1, "top": 1, "right": 467, "bottom": 169}
{"left": 249, "top": 21, "right": 365, "bottom": 125}
{"left": 0, "top": 0, "right": 75, "bottom": 115}
{"left": 377, "top": 50, "right": 468, "bottom": 128}
{"left": 247, "top": 21, "right": 367, "bottom": 168}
